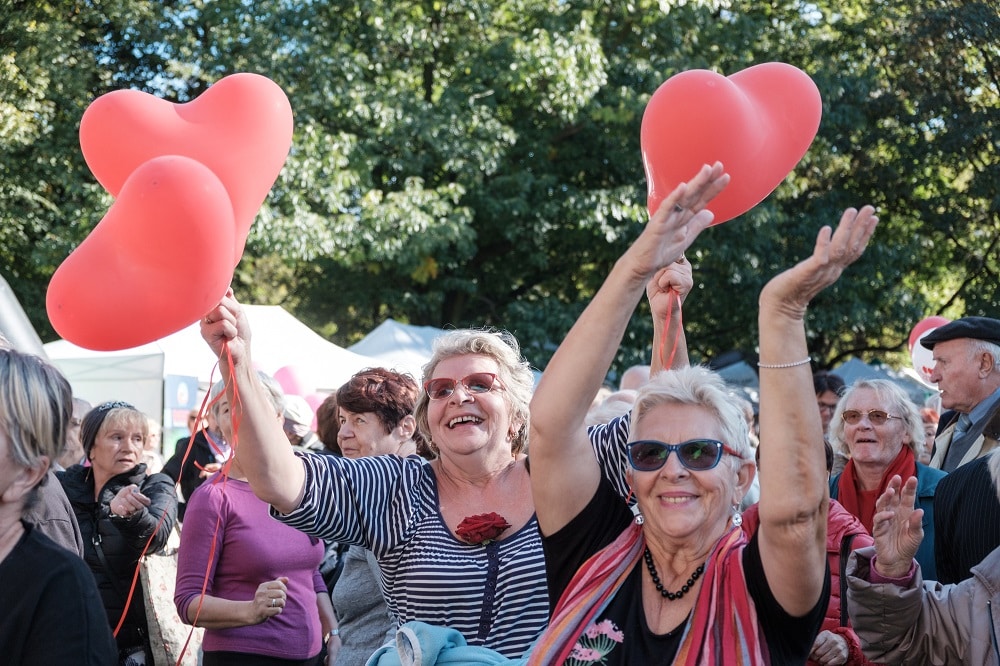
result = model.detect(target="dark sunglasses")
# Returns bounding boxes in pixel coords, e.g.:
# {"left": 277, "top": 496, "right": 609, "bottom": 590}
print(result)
{"left": 627, "top": 438, "right": 740, "bottom": 473}
{"left": 424, "top": 372, "right": 503, "bottom": 400}
{"left": 841, "top": 409, "right": 902, "bottom": 426}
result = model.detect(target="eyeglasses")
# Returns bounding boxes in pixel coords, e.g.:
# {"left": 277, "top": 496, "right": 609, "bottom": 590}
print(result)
{"left": 841, "top": 409, "right": 902, "bottom": 426}
{"left": 424, "top": 372, "right": 503, "bottom": 400}
{"left": 627, "top": 439, "right": 741, "bottom": 473}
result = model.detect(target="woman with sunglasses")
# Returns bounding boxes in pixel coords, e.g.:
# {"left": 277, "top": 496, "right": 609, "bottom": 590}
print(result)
{"left": 828, "top": 379, "right": 947, "bottom": 578}
{"left": 200, "top": 305, "right": 543, "bottom": 658}
{"left": 528, "top": 161, "right": 879, "bottom": 664}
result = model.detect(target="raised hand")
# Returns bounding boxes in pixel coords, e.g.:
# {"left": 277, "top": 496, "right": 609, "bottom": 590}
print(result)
{"left": 760, "top": 206, "right": 878, "bottom": 317}
{"left": 871, "top": 475, "right": 924, "bottom": 578}
{"left": 200, "top": 288, "right": 252, "bottom": 368}
{"left": 646, "top": 257, "right": 694, "bottom": 319}
{"left": 625, "top": 162, "right": 729, "bottom": 280}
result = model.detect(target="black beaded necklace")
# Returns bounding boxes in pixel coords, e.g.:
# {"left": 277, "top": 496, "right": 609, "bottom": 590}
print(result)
{"left": 643, "top": 547, "right": 705, "bottom": 601}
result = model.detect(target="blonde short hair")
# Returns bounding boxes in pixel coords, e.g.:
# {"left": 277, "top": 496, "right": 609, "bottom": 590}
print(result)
{"left": 414, "top": 329, "right": 534, "bottom": 455}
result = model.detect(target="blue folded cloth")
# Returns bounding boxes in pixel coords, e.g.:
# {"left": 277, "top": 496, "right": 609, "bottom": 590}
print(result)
{"left": 366, "top": 622, "right": 530, "bottom": 666}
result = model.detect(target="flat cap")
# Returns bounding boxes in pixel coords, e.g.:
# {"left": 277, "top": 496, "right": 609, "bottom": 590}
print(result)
{"left": 283, "top": 394, "right": 315, "bottom": 426}
{"left": 920, "top": 316, "right": 1000, "bottom": 350}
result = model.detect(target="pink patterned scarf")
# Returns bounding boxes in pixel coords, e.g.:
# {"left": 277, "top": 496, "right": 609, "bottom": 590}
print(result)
{"left": 529, "top": 523, "right": 766, "bottom": 665}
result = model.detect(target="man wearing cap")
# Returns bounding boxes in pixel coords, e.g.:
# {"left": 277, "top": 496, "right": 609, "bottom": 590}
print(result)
{"left": 283, "top": 394, "right": 323, "bottom": 452}
{"left": 921, "top": 316, "right": 1000, "bottom": 472}
{"left": 921, "top": 316, "right": 1000, "bottom": 584}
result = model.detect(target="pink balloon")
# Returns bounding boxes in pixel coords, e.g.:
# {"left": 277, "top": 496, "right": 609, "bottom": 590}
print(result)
{"left": 908, "top": 316, "right": 951, "bottom": 387}
{"left": 274, "top": 365, "right": 312, "bottom": 397}
{"left": 304, "top": 392, "right": 327, "bottom": 431}
{"left": 79, "top": 73, "right": 293, "bottom": 265}
{"left": 641, "top": 63, "right": 822, "bottom": 224}
{"left": 46, "top": 156, "right": 235, "bottom": 351}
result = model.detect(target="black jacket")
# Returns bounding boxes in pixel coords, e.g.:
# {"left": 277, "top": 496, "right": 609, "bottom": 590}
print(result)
{"left": 162, "top": 430, "right": 219, "bottom": 520}
{"left": 57, "top": 464, "right": 177, "bottom": 650}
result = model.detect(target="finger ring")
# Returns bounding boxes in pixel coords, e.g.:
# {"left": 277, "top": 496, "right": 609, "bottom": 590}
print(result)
{"left": 673, "top": 203, "right": 685, "bottom": 214}
{"left": 204, "top": 317, "right": 213, "bottom": 325}
{"left": 270, "top": 599, "right": 276, "bottom": 607}
{"left": 676, "top": 255, "right": 686, "bottom": 264}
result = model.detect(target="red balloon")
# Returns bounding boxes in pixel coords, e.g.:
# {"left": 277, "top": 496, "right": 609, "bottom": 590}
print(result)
{"left": 908, "top": 316, "right": 951, "bottom": 387}
{"left": 908, "top": 315, "right": 951, "bottom": 352}
{"left": 79, "top": 73, "right": 293, "bottom": 265}
{"left": 46, "top": 156, "right": 235, "bottom": 351}
{"left": 641, "top": 63, "right": 822, "bottom": 224}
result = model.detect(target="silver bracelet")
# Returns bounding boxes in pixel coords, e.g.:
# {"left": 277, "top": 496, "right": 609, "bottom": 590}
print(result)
{"left": 757, "top": 357, "right": 812, "bottom": 369}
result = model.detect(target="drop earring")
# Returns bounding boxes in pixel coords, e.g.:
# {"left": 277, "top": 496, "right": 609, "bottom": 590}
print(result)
{"left": 731, "top": 504, "right": 743, "bottom": 527}
{"left": 627, "top": 486, "right": 644, "bottom": 525}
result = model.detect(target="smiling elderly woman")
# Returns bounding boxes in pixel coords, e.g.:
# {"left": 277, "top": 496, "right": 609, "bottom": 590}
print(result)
{"left": 828, "top": 379, "right": 947, "bottom": 578}
{"left": 200, "top": 305, "right": 546, "bottom": 658}
{"left": 527, "top": 162, "right": 879, "bottom": 664}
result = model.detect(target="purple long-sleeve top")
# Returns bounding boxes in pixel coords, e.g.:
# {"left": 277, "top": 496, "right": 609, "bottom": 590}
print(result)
{"left": 174, "top": 475, "right": 326, "bottom": 659}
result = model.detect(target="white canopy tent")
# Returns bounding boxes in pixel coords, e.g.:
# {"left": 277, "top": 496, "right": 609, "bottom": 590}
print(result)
{"left": 44, "top": 305, "right": 383, "bottom": 424}
{"left": 347, "top": 318, "right": 449, "bottom": 380}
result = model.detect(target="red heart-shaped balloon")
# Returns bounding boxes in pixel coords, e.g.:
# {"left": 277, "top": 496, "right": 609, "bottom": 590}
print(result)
{"left": 46, "top": 156, "right": 236, "bottom": 351}
{"left": 79, "top": 73, "right": 292, "bottom": 264}
{"left": 641, "top": 62, "right": 822, "bottom": 224}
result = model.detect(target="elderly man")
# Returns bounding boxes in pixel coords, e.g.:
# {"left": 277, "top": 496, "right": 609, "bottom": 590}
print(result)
{"left": 923, "top": 317, "right": 1000, "bottom": 584}
{"left": 922, "top": 316, "right": 1000, "bottom": 472}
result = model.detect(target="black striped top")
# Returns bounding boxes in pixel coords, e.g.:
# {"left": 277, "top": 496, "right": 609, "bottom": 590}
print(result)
{"left": 273, "top": 452, "right": 548, "bottom": 658}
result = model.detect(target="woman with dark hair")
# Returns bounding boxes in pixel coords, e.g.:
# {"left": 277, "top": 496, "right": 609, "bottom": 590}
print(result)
{"left": 0, "top": 348, "right": 117, "bottom": 664}
{"left": 58, "top": 401, "right": 177, "bottom": 665}
{"left": 315, "top": 393, "right": 342, "bottom": 456}
{"left": 329, "top": 367, "right": 425, "bottom": 663}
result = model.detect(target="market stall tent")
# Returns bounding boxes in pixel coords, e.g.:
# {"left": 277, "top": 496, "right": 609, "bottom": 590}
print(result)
{"left": 45, "top": 305, "right": 382, "bottom": 424}
{"left": 348, "top": 318, "right": 449, "bottom": 380}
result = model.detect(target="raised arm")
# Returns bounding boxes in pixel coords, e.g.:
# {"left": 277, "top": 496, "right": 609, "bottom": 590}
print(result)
{"left": 530, "top": 163, "right": 729, "bottom": 535}
{"left": 200, "top": 290, "right": 306, "bottom": 513}
{"left": 756, "top": 206, "right": 878, "bottom": 615}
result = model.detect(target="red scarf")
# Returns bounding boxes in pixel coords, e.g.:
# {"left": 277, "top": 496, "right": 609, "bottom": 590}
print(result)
{"left": 837, "top": 446, "right": 916, "bottom": 533}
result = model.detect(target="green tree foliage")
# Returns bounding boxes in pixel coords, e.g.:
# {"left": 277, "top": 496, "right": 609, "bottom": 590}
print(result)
{"left": 2, "top": 0, "right": 997, "bottom": 381}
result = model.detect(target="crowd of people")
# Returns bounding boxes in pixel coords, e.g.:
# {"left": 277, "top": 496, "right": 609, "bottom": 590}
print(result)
{"left": 4, "top": 163, "right": 1000, "bottom": 665}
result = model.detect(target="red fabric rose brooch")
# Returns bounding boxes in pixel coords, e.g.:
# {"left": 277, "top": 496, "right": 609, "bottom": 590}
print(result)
{"left": 455, "top": 512, "right": 511, "bottom": 546}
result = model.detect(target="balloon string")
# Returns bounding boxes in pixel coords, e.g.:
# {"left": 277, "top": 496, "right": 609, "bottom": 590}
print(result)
{"left": 112, "top": 378, "right": 220, "bottom": 641}
{"left": 657, "top": 291, "right": 683, "bottom": 371}
{"left": 110, "top": 485, "right": 174, "bottom": 638}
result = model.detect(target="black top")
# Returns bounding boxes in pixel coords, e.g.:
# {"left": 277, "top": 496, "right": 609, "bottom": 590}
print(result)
{"left": 934, "top": 454, "right": 1000, "bottom": 584}
{"left": 543, "top": 476, "right": 829, "bottom": 665}
{"left": 163, "top": 430, "right": 219, "bottom": 520}
{"left": 58, "top": 463, "right": 178, "bottom": 651}
{"left": 0, "top": 522, "right": 117, "bottom": 664}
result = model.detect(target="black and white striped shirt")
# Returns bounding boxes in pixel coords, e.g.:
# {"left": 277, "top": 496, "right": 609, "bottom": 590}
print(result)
{"left": 274, "top": 453, "right": 548, "bottom": 658}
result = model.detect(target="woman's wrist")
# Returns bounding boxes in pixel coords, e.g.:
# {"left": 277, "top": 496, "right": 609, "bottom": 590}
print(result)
{"left": 871, "top": 555, "right": 917, "bottom": 582}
